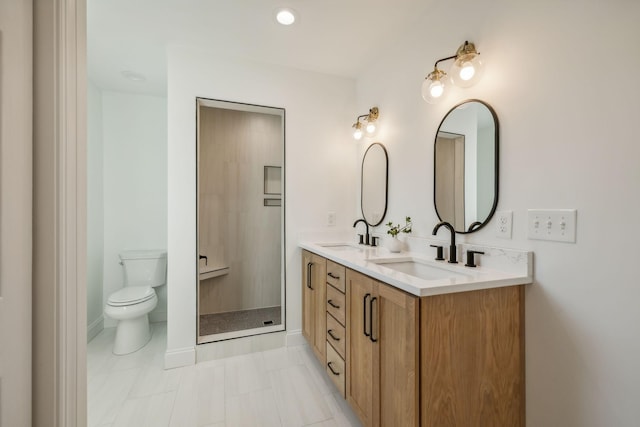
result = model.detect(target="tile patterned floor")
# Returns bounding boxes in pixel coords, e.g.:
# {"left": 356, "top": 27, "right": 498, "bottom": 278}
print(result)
{"left": 199, "top": 306, "right": 282, "bottom": 336}
{"left": 87, "top": 323, "right": 362, "bottom": 427}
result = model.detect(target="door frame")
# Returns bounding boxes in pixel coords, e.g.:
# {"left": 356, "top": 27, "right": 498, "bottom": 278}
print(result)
{"left": 33, "top": 0, "right": 87, "bottom": 425}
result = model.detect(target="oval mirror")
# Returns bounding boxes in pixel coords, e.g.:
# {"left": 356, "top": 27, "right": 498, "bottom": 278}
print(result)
{"left": 434, "top": 100, "right": 498, "bottom": 233}
{"left": 361, "top": 142, "right": 388, "bottom": 226}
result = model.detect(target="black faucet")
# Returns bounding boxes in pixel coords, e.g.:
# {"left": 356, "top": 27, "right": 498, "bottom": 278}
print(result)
{"left": 353, "top": 218, "right": 370, "bottom": 245}
{"left": 432, "top": 221, "right": 458, "bottom": 263}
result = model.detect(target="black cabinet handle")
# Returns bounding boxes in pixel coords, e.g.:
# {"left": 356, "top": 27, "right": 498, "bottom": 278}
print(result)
{"left": 327, "top": 361, "right": 340, "bottom": 376}
{"left": 328, "top": 299, "right": 340, "bottom": 309}
{"left": 363, "top": 293, "right": 371, "bottom": 337}
{"left": 370, "top": 297, "right": 378, "bottom": 343}
{"left": 327, "top": 329, "right": 340, "bottom": 341}
{"left": 306, "top": 262, "right": 313, "bottom": 289}
{"left": 327, "top": 272, "right": 340, "bottom": 280}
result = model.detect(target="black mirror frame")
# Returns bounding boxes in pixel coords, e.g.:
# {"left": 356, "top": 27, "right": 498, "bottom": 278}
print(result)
{"left": 361, "top": 142, "right": 389, "bottom": 227}
{"left": 433, "top": 99, "right": 499, "bottom": 234}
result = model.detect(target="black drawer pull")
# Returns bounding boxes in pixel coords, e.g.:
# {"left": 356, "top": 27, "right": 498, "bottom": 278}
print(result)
{"left": 306, "top": 262, "right": 313, "bottom": 289}
{"left": 327, "top": 299, "right": 340, "bottom": 309}
{"left": 327, "top": 272, "right": 340, "bottom": 280}
{"left": 327, "top": 329, "right": 340, "bottom": 341}
{"left": 364, "top": 293, "right": 371, "bottom": 337}
{"left": 370, "top": 297, "right": 378, "bottom": 343}
{"left": 327, "top": 361, "right": 340, "bottom": 376}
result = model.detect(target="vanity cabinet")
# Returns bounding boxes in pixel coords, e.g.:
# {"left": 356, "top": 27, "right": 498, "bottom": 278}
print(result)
{"left": 346, "top": 269, "right": 419, "bottom": 427}
{"left": 301, "top": 249, "right": 525, "bottom": 427}
{"left": 302, "top": 250, "right": 327, "bottom": 363}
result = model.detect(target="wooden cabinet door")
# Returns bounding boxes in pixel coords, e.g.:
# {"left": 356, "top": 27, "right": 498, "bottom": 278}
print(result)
{"left": 346, "top": 270, "right": 375, "bottom": 426}
{"left": 373, "top": 281, "right": 419, "bottom": 427}
{"left": 301, "top": 250, "right": 326, "bottom": 363}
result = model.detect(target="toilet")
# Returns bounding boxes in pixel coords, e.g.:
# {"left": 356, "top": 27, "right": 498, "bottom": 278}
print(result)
{"left": 104, "top": 250, "right": 167, "bottom": 355}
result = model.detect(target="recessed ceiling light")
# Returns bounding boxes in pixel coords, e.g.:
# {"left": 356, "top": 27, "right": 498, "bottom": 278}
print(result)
{"left": 121, "top": 70, "right": 146, "bottom": 82}
{"left": 275, "top": 8, "right": 297, "bottom": 26}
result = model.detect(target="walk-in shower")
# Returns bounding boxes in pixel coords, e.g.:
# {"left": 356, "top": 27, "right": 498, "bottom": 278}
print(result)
{"left": 196, "top": 98, "right": 285, "bottom": 343}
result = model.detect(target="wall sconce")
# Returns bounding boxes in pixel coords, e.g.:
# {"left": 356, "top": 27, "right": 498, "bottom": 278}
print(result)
{"left": 352, "top": 107, "right": 379, "bottom": 140}
{"left": 422, "top": 41, "right": 484, "bottom": 104}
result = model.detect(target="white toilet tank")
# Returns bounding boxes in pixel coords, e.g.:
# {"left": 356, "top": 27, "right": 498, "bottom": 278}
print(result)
{"left": 119, "top": 250, "right": 167, "bottom": 287}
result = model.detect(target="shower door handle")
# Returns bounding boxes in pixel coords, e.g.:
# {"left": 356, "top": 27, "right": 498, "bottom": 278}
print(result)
{"left": 306, "top": 262, "right": 313, "bottom": 289}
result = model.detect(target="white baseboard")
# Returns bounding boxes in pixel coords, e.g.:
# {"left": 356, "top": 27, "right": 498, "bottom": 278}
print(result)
{"left": 87, "top": 315, "right": 104, "bottom": 342}
{"left": 164, "top": 346, "right": 196, "bottom": 370}
{"left": 286, "top": 329, "right": 305, "bottom": 346}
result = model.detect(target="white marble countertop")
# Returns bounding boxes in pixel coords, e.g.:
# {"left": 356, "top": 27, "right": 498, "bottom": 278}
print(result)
{"left": 299, "top": 240, "right": 533, "bottom": 297}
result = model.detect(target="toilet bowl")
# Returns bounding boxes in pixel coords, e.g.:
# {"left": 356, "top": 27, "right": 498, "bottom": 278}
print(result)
{"left": 104, "top": 250, "right": 167, "bottom": 355}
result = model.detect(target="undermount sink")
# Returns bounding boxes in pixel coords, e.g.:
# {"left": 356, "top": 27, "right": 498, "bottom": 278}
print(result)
{"left": 369, "top": 257, "right": 471, "bottom": 281}
{"left": 316, "top": 243, "right": 364, "bottom": 252}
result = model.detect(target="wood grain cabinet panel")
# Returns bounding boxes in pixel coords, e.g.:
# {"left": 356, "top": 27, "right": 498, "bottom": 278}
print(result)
{"left": 327, "top": 313, "right": 346, "bottom": 359}
{"left": 420, "top": 286, "right": 525, "bottom": 427}
{"left": 327, "top": 260, "right": 346, "bottom": 292}
{"left": 327, "top": 284, "right": 346, "bottom": 326}
{"left": 302, "top": 250, "right": 327, "bottom": 363}
{"left": 347, "top": 269, "right": 419, "bottom": 427}
{"left": 326, "top": 342, "right": 346, "bottom": 397}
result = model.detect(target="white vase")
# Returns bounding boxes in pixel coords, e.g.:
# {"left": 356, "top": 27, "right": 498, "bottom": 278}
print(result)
{"left": 386, "top": 237, "right": 402, "bottom": 253}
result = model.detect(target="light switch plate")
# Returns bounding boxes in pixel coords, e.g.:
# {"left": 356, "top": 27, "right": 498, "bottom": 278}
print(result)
{"left": 527, "top": 209, "right": 577, "bottom": 243}
{"left": 495, "top": 210, "right": 513, "bottom": 239}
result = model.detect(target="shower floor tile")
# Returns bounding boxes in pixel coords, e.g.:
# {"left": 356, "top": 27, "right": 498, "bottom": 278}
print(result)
{"left": 199, "top": 306, "right": 281, "bottom": 336}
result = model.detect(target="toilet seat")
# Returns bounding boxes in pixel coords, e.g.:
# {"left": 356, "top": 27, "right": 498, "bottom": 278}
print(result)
{"left": 107, "top": 286, "right": 155, "bottom": 307}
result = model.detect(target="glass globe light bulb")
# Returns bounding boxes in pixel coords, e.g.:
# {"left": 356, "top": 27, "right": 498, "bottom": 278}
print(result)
{"left": 353, "top": 128, "right": 363, "bottom": 140}
{"left": 430, "top": 81, "right": 444, "bottom": 98}
{"left": 459, "top": 62, "right": 475, "bottom": 81}
{"left": 365, "top": 121, "right": 376, "bottom": 135}
{"left": 421, "top": 71, "right": 448, "bottom": 104}
{"left": 450, "top": 55, "right": 483, "bottom": 88}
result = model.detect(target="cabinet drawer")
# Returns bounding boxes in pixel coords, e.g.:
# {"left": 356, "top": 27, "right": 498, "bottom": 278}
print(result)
{"left": 326, "top": 260, "right": 346, "bottom": 293}
{"left": 326, "top": 313, "right": 346, "bottom": 359}
{"left": 326, "top": 342, "right": 346, "bottom": 398}
{"left": 326, "top": 284, "right": 346, "bottom": 326}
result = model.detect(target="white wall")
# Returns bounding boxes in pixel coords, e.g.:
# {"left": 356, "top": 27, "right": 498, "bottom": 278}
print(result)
{"left": 87, "top": 81, "right": 104, "bottom": 339}
{"left": 356, "top": 0, "right": 640, "bottom": 425}
{"left": 166, "top": 45, "right": 357, "bottom": 366}
{"left": 102, "top": 91, "right": 168, "bottom": 327}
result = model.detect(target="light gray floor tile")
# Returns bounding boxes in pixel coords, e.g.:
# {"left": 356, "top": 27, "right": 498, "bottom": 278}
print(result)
{"left": 226, "top": 388, "right": 282, "bottom": 427}
{"left": 88, "top": 367, "right": 141, "bottom": 427}
{"left": 269, "top": 364, "right": 333, "bottom": 426}
{"left": 112, "top": 391, "right": 176, "bottom": 427}
{"left": 196, "top": 362, "right": 226, "bottom": 426}
{"left": 88, "top": 322, "right": 361, "bottom": 427}
{"left": 224, "top": 352, "right": 270, "bottom": 396}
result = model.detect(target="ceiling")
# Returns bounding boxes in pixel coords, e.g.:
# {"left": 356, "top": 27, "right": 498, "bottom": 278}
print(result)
{"left": 87, "top": 0, "right": 432, "bottom": 96}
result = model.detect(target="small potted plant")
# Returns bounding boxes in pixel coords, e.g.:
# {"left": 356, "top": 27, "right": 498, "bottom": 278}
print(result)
{"left": 385, "top": 216, "right": 412, "bottom": 252}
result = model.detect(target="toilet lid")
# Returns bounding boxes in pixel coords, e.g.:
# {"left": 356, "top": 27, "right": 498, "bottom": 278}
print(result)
{"left": 108, "top": 286, "right": 155, "bottom": 306}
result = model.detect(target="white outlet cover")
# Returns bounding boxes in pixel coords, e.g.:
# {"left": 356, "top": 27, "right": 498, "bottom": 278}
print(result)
{"left": 495, "top": 210, "right": 513, "bottom": 239}
{"left": 527, "top": 209, "right": 577, "bottom": 243}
